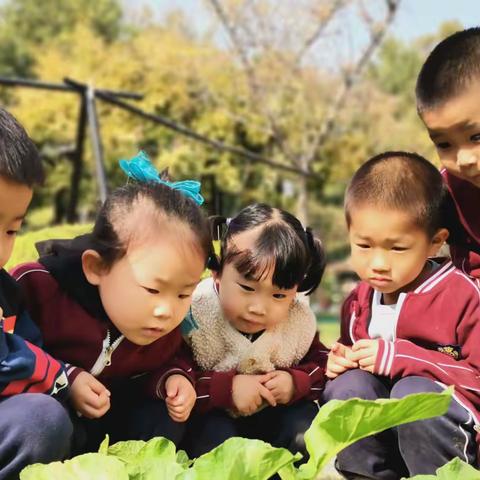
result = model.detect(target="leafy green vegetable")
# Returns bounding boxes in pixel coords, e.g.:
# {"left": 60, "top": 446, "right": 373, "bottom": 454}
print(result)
{"left": 20, "top": 453, "right": 128, "bottom": 479}
{"left": 105, "top": 436, "right": 188, "bottom": 479}
{"left": 19, "top": 389, "right": 454, "bottom": 479}
{"left": 407, "top": 457, "right": 480, "bottom": 479}
{"left": 178, "top": 437, "right": 301, "bottom": 480}
{"left": 280, "top": 387, "right": 453, "bottom": 480}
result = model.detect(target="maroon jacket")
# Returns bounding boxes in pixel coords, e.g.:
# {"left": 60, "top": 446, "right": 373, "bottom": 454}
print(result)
{"left": 12, "top": 259, "right": 194, "bottom": 399}
{"left": 195, "top": 334, "right": 329, "bottom": 412}
{"left": 339, "top": 259, "right": 480, "bottom": 423}
{"left": 443, "top": 171, "right": 480, "bottom": 280}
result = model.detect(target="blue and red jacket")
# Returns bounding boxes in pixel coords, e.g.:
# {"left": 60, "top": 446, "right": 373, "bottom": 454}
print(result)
{"left": 0, "top": 268, "right": 68, "bottom": 399}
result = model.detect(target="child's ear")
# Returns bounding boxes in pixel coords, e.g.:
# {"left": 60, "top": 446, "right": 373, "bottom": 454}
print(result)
{"left": 81, "top": 249, "right": 106, "bottom": 286}
{"left": 429, "top": 228, "right": 449, "bottom": 256}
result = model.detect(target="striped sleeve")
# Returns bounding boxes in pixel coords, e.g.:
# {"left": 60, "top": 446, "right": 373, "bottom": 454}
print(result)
{"left": 0, "top": 331, "right": 68, "bottom": 399}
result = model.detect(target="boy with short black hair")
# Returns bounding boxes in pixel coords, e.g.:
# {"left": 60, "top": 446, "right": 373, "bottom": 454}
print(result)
{"left": 324, "top": 152, "right": 480, "bottom": 479}
{"left": 416, "top": 26, "right": 480, "bottom": 280}
{"left": 0, "top": 108, "right": 72, "bottom": 479}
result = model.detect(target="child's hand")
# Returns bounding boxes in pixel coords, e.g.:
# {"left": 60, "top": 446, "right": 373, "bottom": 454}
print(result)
{"left": 351, "top": 339, "right": 380, "bottom": 373}
{"left": 165, "top": 374, "right": 196, "bottom": 422}
{"left": 70, "top": 371, "right": 111, "bottom": 419}
{"left": 263, "top": 370, "right": 295, "bottom": 404}
{"left": 326, "top": 342, "right": 358, "bottom": 379}
{"left": 232, "top": 374, "right": 277, "bottom": 415}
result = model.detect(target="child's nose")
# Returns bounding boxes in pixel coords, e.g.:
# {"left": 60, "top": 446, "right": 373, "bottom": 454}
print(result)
{"left": 153, "top": 303, "right": 173, "bottom": 319}
{"left": 371, "top": 253, "right": 389, "bottom": 272}
{"left": 247, "top": 300, "right": 266, "bottom": 316}
{"left": 457, "top": 149, "right": 478, "bottom": 169}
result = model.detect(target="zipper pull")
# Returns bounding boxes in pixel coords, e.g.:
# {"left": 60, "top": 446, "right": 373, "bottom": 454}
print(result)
{"left": 104, "top": 346, "right": 113, "bottom": 366}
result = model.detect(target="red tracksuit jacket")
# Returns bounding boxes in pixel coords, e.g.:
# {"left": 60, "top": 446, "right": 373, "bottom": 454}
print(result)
{"left": 12, "top": 258, "right": 194, "bottom": 399}
{"left": 339, "top": 259, "right": 480, "bottom": 423}
{"left": 443, "top": 171, "right": 480, "bottom": 280}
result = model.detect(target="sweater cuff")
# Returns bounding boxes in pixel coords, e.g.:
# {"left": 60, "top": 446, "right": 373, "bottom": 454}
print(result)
{"left": 66, "top": 365, "right": 85, "bottom": 385}
{"left": 209, "top": 371, "right": 235, "bottom": 409}
{"left": 284, "top": 368, "right": 311, "bottom": 403}
{"left": 156, "top": 368, "right": 195, "bottom": 400}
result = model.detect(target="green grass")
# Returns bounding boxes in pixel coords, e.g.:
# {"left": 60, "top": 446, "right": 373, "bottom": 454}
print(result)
{"left": 318, "top": 320, "right": 339, "bottom": 347}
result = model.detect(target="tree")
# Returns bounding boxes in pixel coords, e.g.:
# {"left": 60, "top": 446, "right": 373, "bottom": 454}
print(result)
{"left": 202, "top": 0, "right": 401, "bottom": 223}
{"left": 0, "top": 0, "right": 123, "bottom": 78}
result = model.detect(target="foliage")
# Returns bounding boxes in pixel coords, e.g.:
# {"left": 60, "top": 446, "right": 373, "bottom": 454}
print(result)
{"left": 20, "top": 389, "right": 452, "bottom": 479}
{"left": 0, "top": 0, "right": 465, "bottom": 251}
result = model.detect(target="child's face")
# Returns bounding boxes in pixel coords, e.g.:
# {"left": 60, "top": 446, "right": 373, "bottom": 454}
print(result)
{"left": 214, "top": 230, "right": 297, "bottom": 334}
{"left": 421, "top": 80, "right": 480, "bottom": 187}
{"left": 0, "top": 176, "right": 32, "bottom": 269}
{"left": 92, "top": 231, "right": 205, "bottom": 345}
{"left": 348, "top": 206, "right": 446, "bottom": 304}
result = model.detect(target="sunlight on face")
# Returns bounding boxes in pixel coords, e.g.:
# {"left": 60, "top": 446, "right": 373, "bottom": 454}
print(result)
{"left": 0, "top": 176, "right": 32, "bottom": 269}
{"left": 421, "top": 80, "right": 480, "bottom": 187}
{"left": 215, "top": 229, "right": 297, "bottom": 334}
{"left": 97, "top": 228, "right": 205, "bottom": 345}
{"left": 348, "top": 206, "right": 444, "bottom": 304}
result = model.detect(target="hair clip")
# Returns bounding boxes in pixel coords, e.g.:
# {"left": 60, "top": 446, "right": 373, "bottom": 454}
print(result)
{"left": 119, "top": 151, "right": 204, "bottom": 205}
{"left": 225, "top": 218, "right": 232, "bottom": 227}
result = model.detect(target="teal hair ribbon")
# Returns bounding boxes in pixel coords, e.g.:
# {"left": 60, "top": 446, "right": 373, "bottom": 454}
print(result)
{"left": 119, "top": 151, "right": 204, "bottom": 206}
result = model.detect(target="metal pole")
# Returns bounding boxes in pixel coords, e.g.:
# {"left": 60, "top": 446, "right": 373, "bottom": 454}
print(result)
{"left": 67, "top": 95, "right": 88, "bottom": 222}
{"left": 0, "top": 76, "right": 143, "bottom": 100}
{"left": 85, "top": 85, "right": 108, "bottom": 204}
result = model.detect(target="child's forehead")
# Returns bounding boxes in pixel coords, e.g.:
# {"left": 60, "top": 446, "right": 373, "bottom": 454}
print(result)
{"left": 421, "top": 80, "right": 480, "bottom": 133}
{"left": 0, "top": 176, "right": 32, "bottom": 219}
{"left": 349, "top": 205, "right": 419, "bottom": 232}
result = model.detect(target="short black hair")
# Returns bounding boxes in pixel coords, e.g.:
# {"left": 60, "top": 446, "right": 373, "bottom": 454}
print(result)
{"left": 211, "top": 203, "right": 326, "bottom": 295}
{"left": 345, "top": 151, "right": 447, "bottom": 237}
{"left": 416, "top": 27, "right": 480, "bottom": 111}
{"left": 0, "top": 108, "right": 44, "bottom": 186}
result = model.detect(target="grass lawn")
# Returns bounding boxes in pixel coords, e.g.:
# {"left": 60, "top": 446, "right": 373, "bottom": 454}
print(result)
{"left": 318, "top": 320, "right": 340, "bottom": 347}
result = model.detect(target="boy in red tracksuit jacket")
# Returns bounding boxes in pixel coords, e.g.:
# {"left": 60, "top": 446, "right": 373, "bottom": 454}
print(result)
{"left": 415, "top": 27, "right": 480, "bottom": 281}
{"left": 324, "top": 152, "right": 480, "bottom": 479}
{"left": 0, "top": 108, "right": 71, "bottom": 480}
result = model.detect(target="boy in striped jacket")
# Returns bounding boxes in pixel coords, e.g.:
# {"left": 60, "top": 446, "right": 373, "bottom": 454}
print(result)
{"left": 324, "top": 152, "right": 480, "bottom": 479}
{"left": 0, "top": 108, "right": 71, "bottom": 480}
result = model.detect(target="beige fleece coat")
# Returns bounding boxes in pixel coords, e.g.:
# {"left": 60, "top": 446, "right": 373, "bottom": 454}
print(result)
{"left": 188, "top": 278, "right": 317, "bottom": 374}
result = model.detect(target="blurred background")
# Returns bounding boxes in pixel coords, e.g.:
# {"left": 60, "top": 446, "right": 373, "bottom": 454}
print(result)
{"left": 2, "top": 0, "right": 478, "bottom": 345}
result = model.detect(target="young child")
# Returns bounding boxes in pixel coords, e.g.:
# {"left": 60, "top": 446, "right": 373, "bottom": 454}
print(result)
{"left": 0, "top": 108, "right": 72, "bottom": 479}
{"left": 183, "top": 203, "right": 329, "bottom": 459}
{"left": 324, "top": 152, "right": 480, "bottom": 479}
{"left": 12, "top": 155, "right": 213, "bottom": 453}
{"left": 416, "top": 27, "right": 480, "bottom": 280}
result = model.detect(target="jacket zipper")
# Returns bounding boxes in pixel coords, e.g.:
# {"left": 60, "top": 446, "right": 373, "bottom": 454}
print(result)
{"left": 90, "top": 329, "right": 124, "bottom": 377}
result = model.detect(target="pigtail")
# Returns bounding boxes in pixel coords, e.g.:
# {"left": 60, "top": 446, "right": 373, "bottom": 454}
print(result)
{"left": 298, "top": 227, "right": 326, "bottom": 295}
{"left": 207, "top": 215, "right": 228, "bottom": 271}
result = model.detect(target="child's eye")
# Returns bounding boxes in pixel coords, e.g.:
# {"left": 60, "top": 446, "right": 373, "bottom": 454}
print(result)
{"left": 238, "top": 283, "right": 255, "bottom": 292}
{"left": 6, "top": 230, "right": 17, "bottom": 236}
{"left": 178, "top": 294, "right": 191, "bottom": 299}
{"left": 391, "top": 246, "right": 408, "bottom": 252}
{"left": 435, "top": 141, "right": 451, "bottom": 150}
{"left": 273, "top": 293, "right": 286, "bottom": 299}
{"left": 355, "top": 243, "right": 370, "bottom": 249}
{"left": 471, "top": 133, "right": 480, "bottom": 143}
{"left": 143, "top": 286, "right": 159, "bottom": 294}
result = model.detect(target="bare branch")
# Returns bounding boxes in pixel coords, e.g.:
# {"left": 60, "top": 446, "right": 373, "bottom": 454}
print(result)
{"left": 207, "top": 0, "right": 261, "bottom": 98}
{"left": 302, "top": 0, "right": 401, "bottom": 166}
{"left": 294, "top": 0, "right": 347, "bottom": 66}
